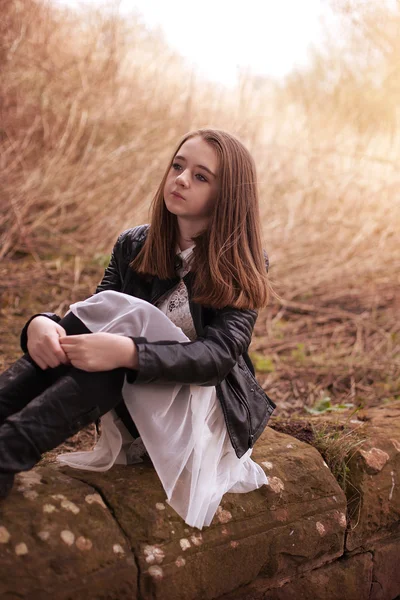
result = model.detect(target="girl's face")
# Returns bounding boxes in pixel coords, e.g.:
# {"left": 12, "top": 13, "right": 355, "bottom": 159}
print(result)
{"left": 163, "top": 136, "right": 219, "bottom": 228}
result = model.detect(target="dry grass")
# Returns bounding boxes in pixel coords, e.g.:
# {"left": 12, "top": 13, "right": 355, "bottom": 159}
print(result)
{"left": 269, "top": 411, "right": 368, "bottom": 508}
{"left": 1, "top": 0, "right": 399, "bottom": 423}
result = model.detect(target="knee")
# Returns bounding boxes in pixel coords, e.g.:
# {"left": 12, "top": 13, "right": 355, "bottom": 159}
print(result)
{"left": 59, "top": 312, "right": 91, "bottom": 335}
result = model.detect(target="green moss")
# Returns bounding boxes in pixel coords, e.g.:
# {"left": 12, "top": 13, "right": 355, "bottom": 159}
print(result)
{"left": 249, "top": 352, "right": 275, "bottom": 373}
{"left": 92, "top": 253, "right": 112, "bottom": 268}
{"left": 291, "top": 342, "right": 307, "bottom": 363}
{"left": 305, "top": 395, "right": 355, "bottom": 414}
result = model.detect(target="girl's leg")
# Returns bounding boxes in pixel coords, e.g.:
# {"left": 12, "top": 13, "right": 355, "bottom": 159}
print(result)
{"left": 60, "top": 313, "right": 139, "bottom": 439}
{"left": 0, "top": 363, "right": 127, "bottom": 497}
{"left": 56, "top": 312, "right": 139, "bottom": 437}
{"left": 58, "top": 312, "right": 139, "bottom": 438}
{"left": 0, "top": 312, "right": 90, "bottom": 425}
{"left": 1, "top": 311, "right": 139, "bottom": 440}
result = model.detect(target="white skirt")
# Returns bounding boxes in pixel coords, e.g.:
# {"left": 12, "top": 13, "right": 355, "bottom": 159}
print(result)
{"left": 56, "top": 290, "right": 268, "bottom": 529}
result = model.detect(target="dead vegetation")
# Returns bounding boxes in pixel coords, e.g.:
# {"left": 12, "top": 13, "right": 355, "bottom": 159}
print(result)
{"left": 1, "top": 0, "right": 399, "bottom": 446}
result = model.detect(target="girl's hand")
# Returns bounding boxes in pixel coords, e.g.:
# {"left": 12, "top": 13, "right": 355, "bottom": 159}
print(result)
{"left": 59, "top": 332, "right": 138, "bottom": 372}
{"left": 27, "top": 316, "right": 69, "bottom": 370}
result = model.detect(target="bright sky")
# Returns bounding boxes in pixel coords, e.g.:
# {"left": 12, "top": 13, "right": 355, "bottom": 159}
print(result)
{"left": 52, "top": 0, "right": 330, "bottom": 86}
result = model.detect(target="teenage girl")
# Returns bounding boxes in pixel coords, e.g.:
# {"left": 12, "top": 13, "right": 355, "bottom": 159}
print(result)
{"left": 0, "top": 129, "right": 276, "bottom": 529}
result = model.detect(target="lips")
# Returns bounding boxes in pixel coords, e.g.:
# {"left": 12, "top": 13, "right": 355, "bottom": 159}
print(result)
{"left": 171, "top": 191, "right": 185, "bottom": 200}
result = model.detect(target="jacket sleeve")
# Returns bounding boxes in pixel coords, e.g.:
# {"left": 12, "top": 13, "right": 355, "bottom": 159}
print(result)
{"left": 127, "top": 306, "right": 258, "bottom": 386}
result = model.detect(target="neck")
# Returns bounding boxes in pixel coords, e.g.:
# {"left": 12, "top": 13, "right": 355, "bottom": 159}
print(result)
{"left": 177, "top": 217, "right": 208, "bottom": 250}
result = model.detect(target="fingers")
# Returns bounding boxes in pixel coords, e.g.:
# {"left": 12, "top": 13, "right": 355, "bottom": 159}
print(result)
{"left": 31, "top": 354, "right": 48, "bottom": 370}
{"left": 59, "top": 335, "right": 89, "bottom": 361}
{"left": 27, "top": 318, "right": 70, "bottom": 368}
{"left": 33, "top": 349, "right": 59, "bottom": 370}
{"left": 59, "top": 335, "right": 87, "bottom": 364}
{"left": 59, "top": 334, "right": 88, "bottom": 345}
{"left": 56, "top": 325, "right": 67, "bottom": 337}
{"left": 44, "top": 333, "right": 69, "bottom": 366}
{"left": 69, "top": 359, "right": 92, "bottom": 372}
{"left": 41, "top": 347, "right": 65, "bottom": 368}
{"left": 28, "top": 335, "right": 69, "bottom": 369}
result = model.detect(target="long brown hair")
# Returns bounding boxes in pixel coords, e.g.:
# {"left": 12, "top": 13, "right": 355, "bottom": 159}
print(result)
{"left": 130, "top": 128, "right": 269, "bottom": 310}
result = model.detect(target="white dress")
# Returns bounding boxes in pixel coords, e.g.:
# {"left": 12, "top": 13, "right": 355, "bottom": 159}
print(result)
{"left": 56, "top": 246, "right": 268, "bottom": 529}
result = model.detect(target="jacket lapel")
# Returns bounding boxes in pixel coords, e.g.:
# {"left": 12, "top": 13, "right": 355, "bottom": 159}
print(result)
{"left": 149, "top": 275, "right": 180, "bottom": 305}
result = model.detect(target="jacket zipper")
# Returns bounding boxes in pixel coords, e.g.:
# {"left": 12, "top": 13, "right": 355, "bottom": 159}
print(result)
{"left": 226, "top": 379, "right": 254, "bottom": 448}
{"left": 241, "top": 395, "right": 254, "bottom": 448}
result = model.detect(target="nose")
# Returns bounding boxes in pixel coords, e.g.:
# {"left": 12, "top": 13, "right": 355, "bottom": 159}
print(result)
{"left": 176, "top": 169, "right": 190, "bottom": 188}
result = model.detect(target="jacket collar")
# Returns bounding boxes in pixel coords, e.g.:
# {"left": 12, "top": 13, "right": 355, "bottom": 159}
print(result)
{"left": 135, "top": 230, "right": 195, "bottom": 304}
{"left": 174, "top": 244, "right": 195, "bottom": 275}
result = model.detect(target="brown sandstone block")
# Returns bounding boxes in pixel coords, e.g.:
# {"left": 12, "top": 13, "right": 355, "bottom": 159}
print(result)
{"left": 263, "top": 551, "right": 373, "bottom": 600}
{"left": 369, "top": 534, "right": 400, "bottom": 600}
{"left": 0, "top": 467, "right": 137, "bottom": 599}
{"left": 61, "top": 426, "right": 347, "bottom": 600}
{"left": 218, "top": 551, "right": 373, "bottom": 600}
{"left": 344, "top": 402, "right": 400, "bottom": 551}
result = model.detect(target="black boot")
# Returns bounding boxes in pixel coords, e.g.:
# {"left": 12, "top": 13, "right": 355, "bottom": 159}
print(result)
{"left": 0, "top": 366, "right": 126, "bottom": 498}
{"left": 0, "top": 312, "right": 91, "bottom": 426}
{"left": 0, "top": 355, "right": 70, "bottom": 426}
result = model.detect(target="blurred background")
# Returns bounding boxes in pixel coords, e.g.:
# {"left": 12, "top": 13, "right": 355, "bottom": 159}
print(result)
{"left": 1, "top": 0, "right": 399, "bottom": 424}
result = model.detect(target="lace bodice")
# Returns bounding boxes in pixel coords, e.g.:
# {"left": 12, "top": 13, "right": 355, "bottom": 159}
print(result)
{"left": 155, "top": 245, "right": 197, "bottom": 341}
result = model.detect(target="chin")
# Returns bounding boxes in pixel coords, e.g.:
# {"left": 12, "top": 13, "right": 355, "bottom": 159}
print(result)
{"left": 164, "top": 200, "right": 183, "bottom": 217}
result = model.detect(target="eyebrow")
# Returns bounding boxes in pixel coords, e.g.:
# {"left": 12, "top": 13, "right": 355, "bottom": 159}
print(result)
{"left": 174, "top": 155, "right": 217, "bottom": 178}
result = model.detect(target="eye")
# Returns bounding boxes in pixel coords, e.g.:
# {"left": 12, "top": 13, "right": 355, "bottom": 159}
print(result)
{"left": 196, "top": 173, "right": 207, "bottom": 182}
{"left": 172, "top": 162, "right": 182, "bottom": 171}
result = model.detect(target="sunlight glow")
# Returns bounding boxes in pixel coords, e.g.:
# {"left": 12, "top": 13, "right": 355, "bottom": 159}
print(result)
{"left": 51, "top": 0, "right": 328, "bottom": 85}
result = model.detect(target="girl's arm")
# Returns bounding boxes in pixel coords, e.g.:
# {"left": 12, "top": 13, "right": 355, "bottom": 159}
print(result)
{"left": 126, "top": 306, "right": 258, "bottom": 387}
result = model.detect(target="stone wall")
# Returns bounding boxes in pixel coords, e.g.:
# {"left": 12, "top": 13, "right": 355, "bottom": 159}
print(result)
{"left": 0, "top": 401, "right": 399, "bottom": 600}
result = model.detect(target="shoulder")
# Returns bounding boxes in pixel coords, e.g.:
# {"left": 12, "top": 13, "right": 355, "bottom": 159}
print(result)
{"left": 116, "top": 224, "right": 150, "bottom": 246}
{"left": 113, "top": 224, "right": 150, "bottom": 258}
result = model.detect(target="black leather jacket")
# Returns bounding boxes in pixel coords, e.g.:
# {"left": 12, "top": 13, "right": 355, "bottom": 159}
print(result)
{"left": 21, "top": 224, "right": 276, "bottom": 458}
